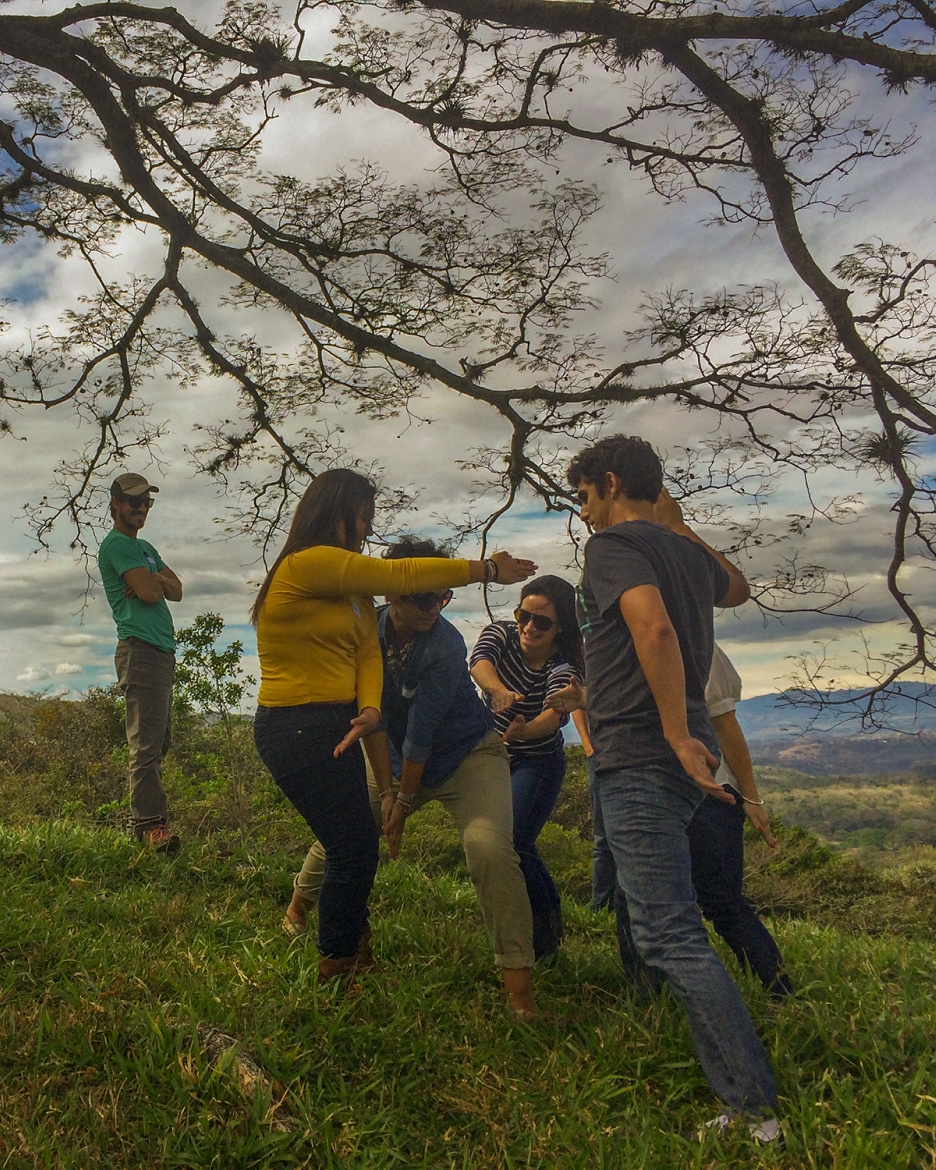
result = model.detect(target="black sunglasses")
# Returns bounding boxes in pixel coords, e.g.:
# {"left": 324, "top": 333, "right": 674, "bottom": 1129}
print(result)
{"left": 403, "top": 590, "right": 453, "bottom": 612}
{"left": 515, "top": 607, "right": 556, "bottom": 632}
{"left": 117, "top": 494, "right": 155, "bottom": 509}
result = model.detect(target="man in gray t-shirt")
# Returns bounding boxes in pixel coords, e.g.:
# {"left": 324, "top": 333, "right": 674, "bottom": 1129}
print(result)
{"left": 560, "top": 433, "right": 779, "bottom": 1137}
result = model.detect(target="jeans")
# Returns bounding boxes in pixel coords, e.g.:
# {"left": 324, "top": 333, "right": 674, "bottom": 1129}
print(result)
{"left": 254, "top": 702, "right": 379, "bottom": 961}
{"left": 587, "top": 755, "right": 617, "bottom": 912}
{"left": 597, "top": 764, "right": 777, "bottom": 1113}
{"left": 510, "top": 749, "right": 565, "bottom": 960}
{"left": 688, "top": 788, "right": 793, "bottom": 998}
{"left": 295, "top": 731, "right": 534, "bottom": 968}
{"left": 114, "top": 638, "right": 174, "bottom": 835}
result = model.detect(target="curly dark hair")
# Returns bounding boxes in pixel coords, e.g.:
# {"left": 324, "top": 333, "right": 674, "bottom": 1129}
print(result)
{"left": 566, "top": 434, "right": 663, "bottom": 503}
{"left": 383, "top": 536, "right": 451, "bottom": 561}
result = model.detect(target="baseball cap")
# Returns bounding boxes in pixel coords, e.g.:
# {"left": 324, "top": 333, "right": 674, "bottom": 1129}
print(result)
{"left": 111, "top": 473, "right": 160, "bottom": 497}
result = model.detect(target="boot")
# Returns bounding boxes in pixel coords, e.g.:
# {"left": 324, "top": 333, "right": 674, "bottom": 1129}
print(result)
{"left": 318, "top": 955, "right": 360, "bottom": 983}
{"left": 355, "top": 924, "right": 378, "bottom": 972}
{"left": 501, "top": 966, "right": 536, "bottom": 1023}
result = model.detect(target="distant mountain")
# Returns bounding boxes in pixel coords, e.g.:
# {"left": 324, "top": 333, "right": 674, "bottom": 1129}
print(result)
{"left": 736, "top": 683, "right": 936, "bottom": 776}
{"left": 736, "top": 682, "right": 936, "bottom": 738}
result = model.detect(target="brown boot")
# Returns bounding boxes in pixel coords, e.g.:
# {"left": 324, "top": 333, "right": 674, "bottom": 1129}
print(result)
{"left": 318, "top": 955, "right": 360, "bottom": 983}
{"left": 501, "top": 966, "right": 536, "bottom": 1022}
{"left": 355, "top": 925, "right": 378, "bottom": 972}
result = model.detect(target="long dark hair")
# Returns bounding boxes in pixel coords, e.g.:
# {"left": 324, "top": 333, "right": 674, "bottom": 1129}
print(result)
{"left": 250, "top": 469, "right": 377, "bottom": 625}
{"left": 519, "top": 574, "right": 583, "bottom": 672}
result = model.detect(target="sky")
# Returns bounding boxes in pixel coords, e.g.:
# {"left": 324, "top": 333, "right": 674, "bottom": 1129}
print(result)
{"left": 0, "top": 0, "right": 934, "bottom": 711}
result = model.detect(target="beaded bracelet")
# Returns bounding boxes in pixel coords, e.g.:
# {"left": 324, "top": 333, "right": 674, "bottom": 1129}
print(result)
{"left": 484, "top": 557, "right": 499, "bottom": 583}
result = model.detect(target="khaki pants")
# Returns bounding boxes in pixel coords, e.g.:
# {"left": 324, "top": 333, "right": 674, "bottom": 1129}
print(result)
{"left": 114, "top": 637, "right": 174, "bottom": 835}
{"left": 295, "top": 731, "right": 535, "bottom": 968}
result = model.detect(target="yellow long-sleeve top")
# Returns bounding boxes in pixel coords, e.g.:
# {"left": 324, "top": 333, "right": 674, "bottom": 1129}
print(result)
{"left": 255, "top": 545, "right": 472, "bottom": 709}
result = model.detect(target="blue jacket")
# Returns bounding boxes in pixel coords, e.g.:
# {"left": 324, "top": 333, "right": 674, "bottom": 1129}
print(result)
{"left": 377, "top": 606, "right": 493, "bottom": 787}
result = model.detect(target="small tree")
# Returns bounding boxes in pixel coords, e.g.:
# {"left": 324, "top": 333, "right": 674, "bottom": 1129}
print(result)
{"left": 174, "top": 612, "right": 255, "bottom": 823}
{"left": 175, "top": 611, "right": 253, "bottom": 729}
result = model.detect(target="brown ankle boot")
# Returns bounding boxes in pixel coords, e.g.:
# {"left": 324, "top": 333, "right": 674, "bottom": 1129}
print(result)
{"left": 355, "top": 925, "right": 378, "bottom": 972}
{"left": 318, "top": 955, "right": 359, "bottom": 982}
{"left": 501, "top": 966, "right": 536, "bottom": 1022}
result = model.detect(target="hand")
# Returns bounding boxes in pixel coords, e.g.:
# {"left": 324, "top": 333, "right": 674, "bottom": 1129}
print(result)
{"left": 379, "top": 790, "right": 397, "bottom": 833}
{"left": 743, "top": 800, "right": 776, "bottom": 848}
{"left": 333, "top": 706, "right": 380, "bottom": 757}
{"left": 545, "top": 681, "right": 587, "bottom": 714}
{"left": 384, "top": 799, "right": 407, "bottom": 859}
{"left": 490, "top": 686, "right": 525, "bottom": 714}
{"left": 500, "top": 714, "right": 528, "bottom": 744}
{"left": 653, "top": 487, "right": 687, "bottom": 533}
{"left": 672, "top": 737, "right": 736, "bottom": 802}
{"left": 489, "top": 550, "right": 537, "bottom": 585}
{"left": 123, "top": 584, "right": 138, "bottom": 599}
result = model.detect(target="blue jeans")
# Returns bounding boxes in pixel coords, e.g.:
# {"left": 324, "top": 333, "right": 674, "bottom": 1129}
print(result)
{"left": 688, "top": 788, "right": 792, "bottom": 999}
{"left": 254, "top": 702, "right": 379, "bottom": 960}
{"left": 510, "top": 749, "right": 565, "bottom": 960}
{"left": 597, "top": 764, "right": 777, "bottom": 1113}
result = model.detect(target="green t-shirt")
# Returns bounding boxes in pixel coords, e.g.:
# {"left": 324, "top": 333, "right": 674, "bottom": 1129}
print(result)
{"left": 98, "top": 529, "right": 176, "bottom": 653}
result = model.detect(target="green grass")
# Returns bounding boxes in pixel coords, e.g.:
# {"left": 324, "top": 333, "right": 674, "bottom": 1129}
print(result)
{"left": 3, "top": 822, "right": 936, "bottom": 1168}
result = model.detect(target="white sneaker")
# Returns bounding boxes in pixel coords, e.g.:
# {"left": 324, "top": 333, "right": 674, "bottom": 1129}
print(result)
{"left": 698, "top": 1114, "right": 783, "bottom": 1145}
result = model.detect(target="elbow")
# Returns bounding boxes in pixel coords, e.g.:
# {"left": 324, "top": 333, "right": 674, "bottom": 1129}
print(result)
{"left": 719, "top": 573, "right": 750, "bottom": 608}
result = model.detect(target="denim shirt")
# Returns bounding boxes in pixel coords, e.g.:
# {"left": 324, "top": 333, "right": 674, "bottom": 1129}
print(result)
{"left": 377, "top": 606, "right": 493, "bottom": 788}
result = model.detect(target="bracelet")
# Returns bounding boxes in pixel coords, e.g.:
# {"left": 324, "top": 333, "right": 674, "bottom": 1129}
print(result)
{"left": 484, "top": 557, "right": 499, "bottom": 583}
{"left": 742, "top": 796, "right": 765, "bottom": 806}
{"left": 378, "top": 789, "right": 394, "bottom": 798}
{"left": 395, "top": 791, "right": 416, "bottom": 808}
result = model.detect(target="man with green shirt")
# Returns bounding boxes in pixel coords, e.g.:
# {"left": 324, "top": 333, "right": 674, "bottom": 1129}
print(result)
{"left": 98, "top": 473, "right": 183, "bottom": 852}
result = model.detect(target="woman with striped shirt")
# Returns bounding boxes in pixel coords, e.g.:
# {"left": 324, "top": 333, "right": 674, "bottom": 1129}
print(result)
{"left": 470, "top": 575, "right": 583, "bottom": 961}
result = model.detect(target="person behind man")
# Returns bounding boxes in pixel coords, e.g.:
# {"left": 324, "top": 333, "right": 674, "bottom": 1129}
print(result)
{"left": 98, "top": 473, "right": 183, "bottom": 852}
{"left": 555, "top": 434, "right": 780, "bottom": 1141}
{"left": 287, "top": 538, "right": 537, "bottom": 1021}
{"left": 586, "top": 642, "right": 793, "bottom": 999}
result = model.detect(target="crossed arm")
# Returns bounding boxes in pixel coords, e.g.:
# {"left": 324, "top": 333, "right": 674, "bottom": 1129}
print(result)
{"left": 122, "top": 565, "right": 182, "bottom": 603}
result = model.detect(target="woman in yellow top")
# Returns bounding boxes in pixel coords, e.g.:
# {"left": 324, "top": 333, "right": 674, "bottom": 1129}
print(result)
{"left": 251, "top": 469, "right": 536, "bottom": 982}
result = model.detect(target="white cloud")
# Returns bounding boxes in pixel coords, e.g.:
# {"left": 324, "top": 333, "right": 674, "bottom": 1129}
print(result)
{"left": 55, "top": 663, "right": 82, "bottom": 675}
{"left": 16, "top": 665, "right": 50, "bottom": 683}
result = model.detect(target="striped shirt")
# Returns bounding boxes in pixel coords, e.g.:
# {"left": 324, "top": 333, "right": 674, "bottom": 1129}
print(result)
{"left": 469, "top": 621, "right": 578, "bottom": 757}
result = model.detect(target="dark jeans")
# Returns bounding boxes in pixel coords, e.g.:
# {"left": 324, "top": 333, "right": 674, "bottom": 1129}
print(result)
{"left": 688, "top": 788, "right": 793, "bottom": 998}
{"left": 598, "top": 764, "right": 777, "bottom": 1114}
{"left": 254, "top": 702, "right": 379, "bottom": 960}
{"left": 588, "top": 754, "right": 617, "bottom": 911}
{"left": 510, "top": 748, "right": 565, "bottom": 960}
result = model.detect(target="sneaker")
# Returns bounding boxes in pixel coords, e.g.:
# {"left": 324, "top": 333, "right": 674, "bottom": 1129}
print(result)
{"left": 698, "top": 1114, "right": 784, "bottom": 1145}
{"left": 142, "top": 824, "right": 181, "bottom": 854}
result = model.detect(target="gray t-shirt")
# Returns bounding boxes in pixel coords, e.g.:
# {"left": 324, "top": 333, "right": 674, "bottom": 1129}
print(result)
{"left": 577, "top": 519, "right": 729, "bottom": 771}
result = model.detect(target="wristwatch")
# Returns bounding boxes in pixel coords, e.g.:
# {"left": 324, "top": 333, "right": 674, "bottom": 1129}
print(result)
{"left": 396, "top": 791, "right": 416, "bottom": 814}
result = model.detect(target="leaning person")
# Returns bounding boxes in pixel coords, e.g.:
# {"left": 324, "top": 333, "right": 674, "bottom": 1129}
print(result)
{"left": 98, "top": 472, "right": 183, "bottom": 853}
{"left": 251, "top": 479, "right": 535, "bottom": 984}
{"left": 469, "top": 576, "right": 583, "bottom": 961}
{"left": 287, "top": 538, "right": 538, "bottom": 1020}
{"left": 555, "top": 434, "right": 780, "bottom": 1141}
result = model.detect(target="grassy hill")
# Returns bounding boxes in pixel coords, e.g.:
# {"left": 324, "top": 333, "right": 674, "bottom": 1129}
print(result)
{"left": 3, "top": 820, "right": 936, "bottom": 1168}
{"left": 4, "top": 689, "right": 936, "bottom": 1164}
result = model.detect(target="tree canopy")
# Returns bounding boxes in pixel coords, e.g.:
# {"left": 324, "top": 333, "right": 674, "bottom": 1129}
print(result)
{"left": 0, "top": 0, "right": 934, "bottom": 713}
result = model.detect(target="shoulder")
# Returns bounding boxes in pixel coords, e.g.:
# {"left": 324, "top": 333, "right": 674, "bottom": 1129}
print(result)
{"left": 432, "top": 615, "right": 467, "bottom": 654}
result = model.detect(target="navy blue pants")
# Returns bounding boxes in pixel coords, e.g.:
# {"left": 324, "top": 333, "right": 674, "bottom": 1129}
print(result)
{"left": 510, "top": 748, "right": 566, "bottom": 960}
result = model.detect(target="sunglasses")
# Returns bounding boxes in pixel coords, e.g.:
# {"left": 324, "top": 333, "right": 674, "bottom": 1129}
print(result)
{"left": 117, "top": 494, "right": 155, "bottom": 509}
{"left": 403, "top": 590, "right": 453, "bottom": 612}
{"left": 515, "top": 607, "right": 557, "bottom": 633}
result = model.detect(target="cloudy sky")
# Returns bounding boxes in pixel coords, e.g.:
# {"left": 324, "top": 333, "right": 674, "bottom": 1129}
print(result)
{"left": 0, "top": 0, "right": 934, "bottom": 710}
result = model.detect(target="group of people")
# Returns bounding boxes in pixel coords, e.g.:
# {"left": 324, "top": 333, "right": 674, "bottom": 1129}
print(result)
{"left": 98, "top": 433, "right": 791, "bottom": 1141}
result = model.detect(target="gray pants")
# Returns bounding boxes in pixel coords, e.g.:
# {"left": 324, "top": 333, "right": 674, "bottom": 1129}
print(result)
{"left": 295, "top": 731, "right": 536, "bottom": 968}
{"left": 114, "top": 637, "right": 174, "bottom": 835}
